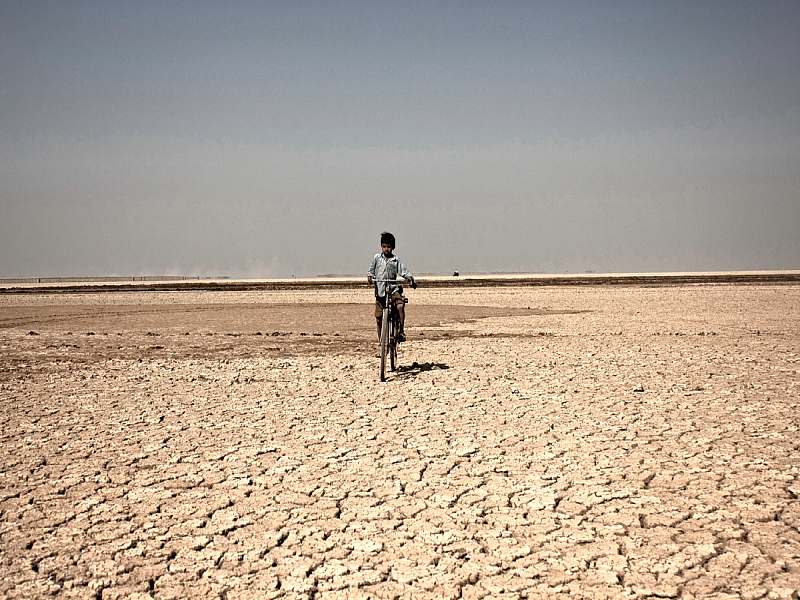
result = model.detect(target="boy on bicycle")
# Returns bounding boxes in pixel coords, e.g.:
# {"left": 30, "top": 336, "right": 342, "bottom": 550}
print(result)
{"left": 367, "top": 231, "right": 417, "bottom": 342}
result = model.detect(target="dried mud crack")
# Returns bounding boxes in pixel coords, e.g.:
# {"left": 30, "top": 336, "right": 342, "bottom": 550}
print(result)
{"left": 1, "top": 284, "right": 799, "bottom": 599}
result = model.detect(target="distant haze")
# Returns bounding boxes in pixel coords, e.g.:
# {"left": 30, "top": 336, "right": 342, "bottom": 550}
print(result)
{"left": 1, "top": 1, "right": 798, "bottom": 278}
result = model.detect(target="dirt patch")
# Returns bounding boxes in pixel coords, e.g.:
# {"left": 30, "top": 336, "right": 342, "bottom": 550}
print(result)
{"left": 1, "top": 284, "right": 798, "bottom": 599}
{"left": 0, "top": 302, "right": 586, "bottom": 370}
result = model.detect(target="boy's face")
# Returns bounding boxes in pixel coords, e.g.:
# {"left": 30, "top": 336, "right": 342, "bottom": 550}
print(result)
{"left": 381, "top": 243, "right": 394, "bottom": 257}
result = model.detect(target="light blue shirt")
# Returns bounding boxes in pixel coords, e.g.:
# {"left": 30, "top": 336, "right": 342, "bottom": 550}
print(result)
{"left": 368, "top": 253, "right": 412, "bottom": 297}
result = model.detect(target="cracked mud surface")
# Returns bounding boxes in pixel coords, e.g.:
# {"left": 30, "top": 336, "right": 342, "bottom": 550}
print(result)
{"left": 1, "top": 284, "right": 799, "bottom": 599}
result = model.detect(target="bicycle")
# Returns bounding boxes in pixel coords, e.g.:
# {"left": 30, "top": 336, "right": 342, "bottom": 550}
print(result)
{"left": 370, "top": 278, "right": 412, "bottom": 381}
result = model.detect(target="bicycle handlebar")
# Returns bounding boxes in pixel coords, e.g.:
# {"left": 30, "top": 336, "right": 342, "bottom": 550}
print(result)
{"left": 370, "top": 278, "right": 411, "bottom": 283}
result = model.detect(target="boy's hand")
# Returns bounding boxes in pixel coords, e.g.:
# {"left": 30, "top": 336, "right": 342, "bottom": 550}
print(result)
{"left": 410, "top": 277, "right": 418, "bottom": 289}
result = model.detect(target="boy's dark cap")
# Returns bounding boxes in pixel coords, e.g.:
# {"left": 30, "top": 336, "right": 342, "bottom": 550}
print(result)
{"left": 380, "top": 231, "right": 395, "bottom": 247}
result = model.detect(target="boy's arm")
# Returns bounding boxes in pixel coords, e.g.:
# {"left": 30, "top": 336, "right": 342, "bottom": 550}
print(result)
{"left": 367, "top": 254, "right": 378, "bottom": 282}
{"left": 396, "top": 260, "right": 417, "bottom": 288}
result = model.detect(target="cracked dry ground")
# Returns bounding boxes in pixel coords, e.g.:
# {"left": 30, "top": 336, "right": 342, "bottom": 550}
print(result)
{"left": 1, "top": 283, "right": 799, "bottom": 600}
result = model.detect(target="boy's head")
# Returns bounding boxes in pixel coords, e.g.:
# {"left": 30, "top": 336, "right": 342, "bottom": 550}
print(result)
{"left": 380, "top": 231, "right": 395, "bottom": 255}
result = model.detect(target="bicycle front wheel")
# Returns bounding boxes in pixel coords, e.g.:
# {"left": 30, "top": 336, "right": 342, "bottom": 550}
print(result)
{"left": 379, "top": 307, "right": 390, "bottom": 381}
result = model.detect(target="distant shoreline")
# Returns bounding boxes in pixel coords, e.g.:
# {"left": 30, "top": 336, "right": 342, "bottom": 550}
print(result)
{"left": 1, "top": 271, "right": 799, "bottom": 294}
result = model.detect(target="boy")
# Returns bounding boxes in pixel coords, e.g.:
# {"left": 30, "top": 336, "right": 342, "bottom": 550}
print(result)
{"left": 367, "top": 231, "right": 417, "bottom": 342}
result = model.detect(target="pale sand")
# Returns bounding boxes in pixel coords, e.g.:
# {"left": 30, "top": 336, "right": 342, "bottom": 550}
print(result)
{"left": 1, "top": 283, "right": 798, "bottom": 599}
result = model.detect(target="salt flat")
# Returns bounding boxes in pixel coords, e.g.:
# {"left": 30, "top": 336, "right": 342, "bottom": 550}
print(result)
{"left": 1, "top": 283, "right": 798, "bottom": 599}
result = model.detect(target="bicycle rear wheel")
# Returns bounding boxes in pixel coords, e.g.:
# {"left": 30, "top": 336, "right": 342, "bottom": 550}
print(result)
{"left": 379, "top": 307, "right": 390, "bottom": 381}
{"left": 389, "top": 313, "right": 397, "bottom": 372}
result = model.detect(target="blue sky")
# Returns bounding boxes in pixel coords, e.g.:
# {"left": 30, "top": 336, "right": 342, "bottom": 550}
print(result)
{"left": 1, "top": 0, "right": 798, "bottom": 277}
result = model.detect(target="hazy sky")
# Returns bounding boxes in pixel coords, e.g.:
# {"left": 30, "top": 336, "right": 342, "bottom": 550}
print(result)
{"left": 2, "top": 1, "right": 798, "bottom": 278}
